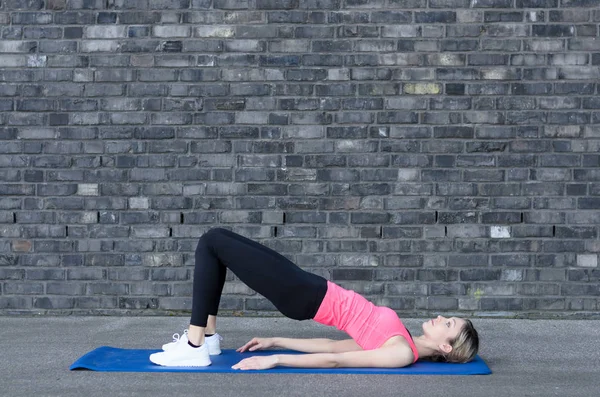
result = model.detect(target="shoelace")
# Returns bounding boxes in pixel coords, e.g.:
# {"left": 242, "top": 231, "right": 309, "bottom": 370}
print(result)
{"left": 171, "top": 329, "right": 188, "bottom": 344}
{"left": 213, "top": 334, "right": 223, "bottom": 341}
{"left": 170, "top": 330, "right": 222, "bottom": 343}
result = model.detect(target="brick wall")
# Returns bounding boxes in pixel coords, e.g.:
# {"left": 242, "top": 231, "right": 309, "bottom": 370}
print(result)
{"left": 1, "top": 0, "right": 599, "bottom": 317}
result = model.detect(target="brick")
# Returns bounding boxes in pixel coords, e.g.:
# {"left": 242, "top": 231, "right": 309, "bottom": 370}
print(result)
{"left": 561, "top": 284, "right": 600, "bottom": 296}
{"left": 578, "top": 198, "right": 600, "bottom": 209}
{"left": 4, "top": 282, "right": 44, "bottom": 295}
{"left": 567, "top": 184, "right": 587, "bottom": 196}
{"left": 73, "top": 296, "right": 115, "bottom": 309}
{"left": 430, "top": 98, "right": 471, "bottom": 111}
{"left": 436, "top": 68, "right": 478, "bottom": 80}
{"left": 131, "top": 226, "right": 170, "bottom": 238}
{"left": 33, "top": 297, "right": 74, "bottom": 310}
{"left": 558, "top": 67, "right": 600, "bottom": 80}
{"left": 484, "top": 11, "right": 523, "bottom": 22}
{"left": 468, "top": 54, "right": 509, "bottom": 66}
{"left": 77, "top": 184, "right": 99, "bottom": 196}
{"left": 547, "top": 112, "right": 590, "bottom": 125}
{"left": 568, "top": 270, "right": 600, "bottom": 283}
{"left": 483, "top": 24, "right": 524, "bottom": 39}
{"left": 561, "top": 0, "right": 599, "bottom": 6}
{"left": 516, "top": 0, "right": 557, "bottom": 5}
{"left": 403, "top": 84, "right": 442, "bottom": 95}
{"left": 482, "top": 39, "right": 521, "bottom": 52}
{"left": 211, "top": 0, "right": 248, "bottom": 8}
{"left": 533, "top": 25, "right": 575, "bottom": 37}
{"left": 490, "top": 226, "right": 511, "bottom": 238}
{"left": 531, "top": 169, "right": 571, "bottom": 181}
{"left": 433, "top": 126, "right": 473, "bottom": 139}
{"left": 0, "top": 185, "right": 35, "bottom": 196}
{"left": 84, "top": 26, "right": 126, "bottom": 39}
{"left": 153, "top": 26, "right": 190, "bottom": 38}
{"left": 255, "top": 0, "right": 298, "bottom": 8}
{"left": 437, "top": 211, "right": 477, "bottom": 224}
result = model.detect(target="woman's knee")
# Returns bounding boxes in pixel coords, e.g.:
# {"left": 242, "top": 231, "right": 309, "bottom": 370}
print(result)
{"left": 204, "top": 227, "right": 228, "bottom": 239}
{"left": 196, "top": 227, "right": 228, "bottom": 250}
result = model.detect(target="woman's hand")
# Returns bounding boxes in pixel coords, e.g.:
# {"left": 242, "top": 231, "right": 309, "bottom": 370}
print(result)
{"left": 236, "top": 337, "right": 276, "bottom": 353}
{"left": 232, "top": 355, "right": 279, "bottom": 370}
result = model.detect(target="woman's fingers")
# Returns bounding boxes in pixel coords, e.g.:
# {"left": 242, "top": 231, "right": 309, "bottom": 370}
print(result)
{"left": 237, "top": 338, "right": 260, "bottom": 352}
{"left": 236, "top": 343, "right": 249, "bottom": 352}
{"left": 232, "top": 357, "right": 254, "bottom": 370}
{"left": 249, "top": 343, "right": 262, "bottom": 351}
{"left": 241, "top": 340, "right": 255, "bottom": 351}
{"left": 232, "top": 356, "right": 276, "bottom": 370}
{"left": 232, "top": 358, "right": 249, "bottom": 370}
{"left": 237, "top": 344, "right": 251, "bottom": 352}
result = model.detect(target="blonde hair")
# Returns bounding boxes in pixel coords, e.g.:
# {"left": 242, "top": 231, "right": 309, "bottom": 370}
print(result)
{"left": 431, "top": 319, "right": 479, "bottom": 363}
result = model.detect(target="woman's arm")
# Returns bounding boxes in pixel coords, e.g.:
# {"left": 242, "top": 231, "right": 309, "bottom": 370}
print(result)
{"left": 275, "top": 346, "right": 413, "bottom": 369}
{"left": 238, "top": 337, "right": 344, "bottom": 354}
{"left": 273, "top": 337, "right": 363, "bottom": 353}
{"left": 274, "top": 352, "right": 338, "bottom": 368}
{"left": 273, "top": 337, "right": 336, "bottom": 353}
{"left": 232, "top": 346, "right": 413, "bottom": 370}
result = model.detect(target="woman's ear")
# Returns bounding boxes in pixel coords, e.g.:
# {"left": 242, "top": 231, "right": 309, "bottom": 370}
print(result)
{"left": 438, "top": 343, "right": 453, "bottom": 354}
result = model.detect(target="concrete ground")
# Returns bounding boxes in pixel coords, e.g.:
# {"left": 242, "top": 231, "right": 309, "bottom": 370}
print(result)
{"left": 1, "top": 316, "right": 599, "bottom": 397}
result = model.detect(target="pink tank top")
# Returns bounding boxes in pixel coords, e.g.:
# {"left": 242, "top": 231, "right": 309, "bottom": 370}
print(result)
{"left": 313, "top": 281, "right": 419, "bottom": 363}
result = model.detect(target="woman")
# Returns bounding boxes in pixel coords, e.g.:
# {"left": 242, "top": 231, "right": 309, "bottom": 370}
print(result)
{"left": 150, "top": 228, "right": 479, "bottom": 369}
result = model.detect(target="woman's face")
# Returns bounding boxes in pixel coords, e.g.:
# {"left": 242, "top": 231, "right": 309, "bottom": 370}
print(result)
{"left": 422, "top": 315, "right": 466, "bottom": 345}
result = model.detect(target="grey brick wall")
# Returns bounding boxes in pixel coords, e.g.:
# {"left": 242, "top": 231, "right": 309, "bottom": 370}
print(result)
{"left": 1, "top": 0, "right": 599, "bottom": 317}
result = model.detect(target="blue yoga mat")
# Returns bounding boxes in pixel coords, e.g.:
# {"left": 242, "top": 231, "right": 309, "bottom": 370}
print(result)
{"left": 70, "top": 347, "right": 491, "bottom": 375}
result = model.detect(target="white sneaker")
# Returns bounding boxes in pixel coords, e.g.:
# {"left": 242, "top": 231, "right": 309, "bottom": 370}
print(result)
{"left": 162, "top": 330, "right": 223, "bottom": 355}
{"left": 205, "top": 333, "right": 223, "bottom": 355}
{"left": 150, "top": 340, "right": 211, "bottom": 367}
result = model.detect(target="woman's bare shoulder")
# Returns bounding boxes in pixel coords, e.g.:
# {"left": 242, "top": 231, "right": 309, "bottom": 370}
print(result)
{"left": 381, "top": 336, "right": 416, "bottom": 362}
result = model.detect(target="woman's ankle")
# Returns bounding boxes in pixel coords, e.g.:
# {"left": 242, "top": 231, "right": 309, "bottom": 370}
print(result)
{"left": 187, "top": 325, "right": 206, "bottom": 345}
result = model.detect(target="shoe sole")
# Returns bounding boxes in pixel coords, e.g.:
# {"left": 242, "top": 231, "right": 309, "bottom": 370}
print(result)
{"left": 152, "top": 359, "right": 212, "bottom": 367}
{"left": 150, "top": 354, "right": 211, "bottom": 367}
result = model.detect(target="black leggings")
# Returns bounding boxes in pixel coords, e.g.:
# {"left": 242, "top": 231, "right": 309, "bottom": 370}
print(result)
{"left": 190, "top": 228, "right": 328, "bottom": 327}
